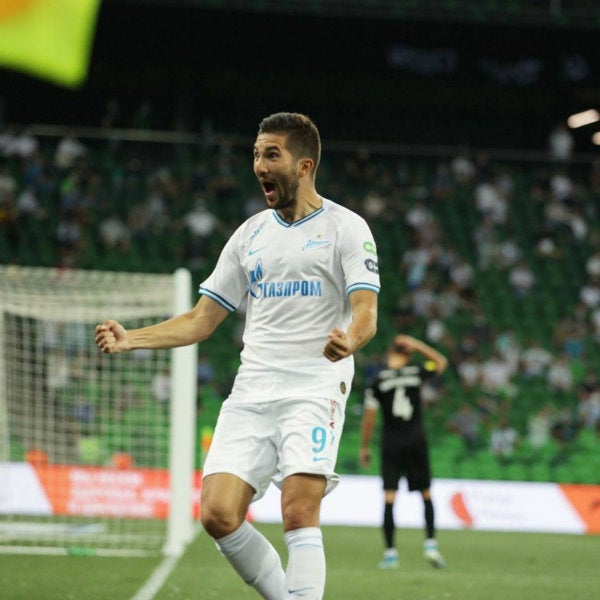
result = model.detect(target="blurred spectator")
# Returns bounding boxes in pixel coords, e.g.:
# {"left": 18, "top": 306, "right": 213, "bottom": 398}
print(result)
{"left": 447, "top": 403, "right": 484, "bottom": 453}
{"left": 450, "top": 151, "right": 475, "bottom": 183}
{"left": 456, "top": 355, "right": 481, "bottom": 390}
{"left": 191, "top": 159, "right": 209, "bottom": 195}
{"left": 467, "top": 310, "right": 492, "bottom": 346}
{"left": 579, "top": 275, "right": 600, "bottom": 309}
{"left": 211, "top": 140, "right": 239, "bottom": 203}
{"left": 586, "top": 248, "right": 600, "bottom": 279}
{"left": 0, "top": 125, "right": 17, "bottom": 156}
{"left": 243, "top": 192, "right": 264, "bottom": 218}
{"left": 550, "top": 407, "right": 579, "bottom": 459}
{"left": 546, "top": 353, "right": 574, "bottom": 394}
{"left": 496, "top": 237, "right": 522, "bottom": 269}
{"left": 46, "top": 349, "right": 71, "bottom": 410}
{"left": 455, "top": 332, "right": 478, "bottom": 362}
{"left": 405, "top": 198, "right": 434, "bottom": 233}
{"left": 548, "top": 123, "right": 574, "bottom": 162}
{"left": 473, "top": 216, "right": 499, "bottom": 269}
{"left": 520, "top": 339, "right": 553, "bottom": 379}
{"left": 0, "top": 167, "right": 16, "bottom": 238}
{"left": 534, "top": 225, "right": 563, "bottom": 259}
{"left": 56, "top": 215, "right": 81, "bottom": 253}
{"left": 3, "top": 127, "right": 38, "bottom": 160}
{"left": 184, "top": 196, "right": 219, "bottom": 239}
{"left": 23, "top": 153, "right": 53, "bottom": 194}
{"left": 554, "top": 313, "right": 587, "bottom": 360}
{"left": 54, "top": 131, "right": 86, "bottom": 170}
{"left": 362, "top": 189, "right": 387, "bottom": 221}
{"left": 183, "top": 196, "right": 221, "bottom": 269}
{"left": 424, "top": 305, "right": 452, "bottom": 347}
{"left": 15, "top": 185, "right": 47, "bottom": 225}
{"left": 479, "top": 351, "right": 516, "bottom": 398}
{"left": 549, "top": 168, "right": 573, "bottom": 202}
{"left": 489, "top": 416, "right": 520, "bottom": 462}
{"left": 493, "top": 329, "right": 521, "bottom": 372}
{"left": 70, "top": 394, "right": 96, "bottom": 435}
{"left": 475, "top": 395, "right": 500, "bottom": 426}
{"left": 449, "top": 258, "right": 476, "bottom": 304}
{"left": 591, "top": 306, "right": 600, "bottom": 342}
{"left": 527, "top": 405, "right": 554, "bottom": 450}
{"left": 437, "top": 282, "right": 463, "bottom": 318}
{"left": 474, "top": 178, "right": 501, "bottom": 221}
{"left": 508, "top": 259, "right": 536, "bottom": 296}
{"left": 0, "top": 162, "right": 16, "bottom": 204}
{"left": 343, "top": 145, "right": 374, "bottom": 187}
{"left": 410, "top": 277, "right": 438, "bottom": 318}
{"left": 577, "top": 386, "right": 600, "bottom": 432}
{"left": 197, "top": 352, "right": 216, "bottom": 388}
{"left": 401, "top": 243, "right": 433, "bottom": 291}
{"left": 151, "top": 367, "right": 171, "bottom": 408}
{"left": 98, "top": 213, "right": 131, "bottom": 252}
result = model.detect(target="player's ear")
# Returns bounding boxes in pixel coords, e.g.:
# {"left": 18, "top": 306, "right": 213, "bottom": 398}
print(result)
{"left": 298, "top": 158, "right": 314, "bottom": 178}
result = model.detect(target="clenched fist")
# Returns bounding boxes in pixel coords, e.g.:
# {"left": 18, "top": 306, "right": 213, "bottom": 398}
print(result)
{"left": 95, "top": 320, "right": 131, "bottom": 354}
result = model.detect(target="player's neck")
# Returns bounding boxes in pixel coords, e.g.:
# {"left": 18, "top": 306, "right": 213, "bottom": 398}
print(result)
{"left": 277, "top": 191, "right": 322, "bottom": 224}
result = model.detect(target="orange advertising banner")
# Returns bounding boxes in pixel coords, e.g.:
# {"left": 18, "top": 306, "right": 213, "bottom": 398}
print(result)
{"left": 32, "top": 464, "right": 202, "bottom": 519}
{"left": 560, "top": 484, "right": 600, "bottom": 534}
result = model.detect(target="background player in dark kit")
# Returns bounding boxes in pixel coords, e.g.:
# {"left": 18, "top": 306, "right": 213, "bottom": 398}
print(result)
{"left": 359, "top": 334, "right": 448, "bottom": 569}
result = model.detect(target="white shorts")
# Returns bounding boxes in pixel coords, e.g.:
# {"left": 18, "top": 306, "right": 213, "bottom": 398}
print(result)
{"left": 202, "top": 397, "right": 346, "bottom": 502}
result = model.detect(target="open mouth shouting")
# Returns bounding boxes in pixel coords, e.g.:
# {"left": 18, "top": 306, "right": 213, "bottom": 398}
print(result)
{"left": 260, "top": 179, "right": 279, "bottom": 204}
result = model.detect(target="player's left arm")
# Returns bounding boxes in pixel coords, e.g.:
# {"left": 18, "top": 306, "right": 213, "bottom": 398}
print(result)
{"left": 323, "top": 289, "right": 378, "bottom": 362}
{"left": 396, "top": 334, "right": 448, "bottom": 374}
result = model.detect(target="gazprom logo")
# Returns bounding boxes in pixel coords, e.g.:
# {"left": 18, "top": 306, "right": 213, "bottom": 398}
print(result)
{"left": 249, "top": 259, "right": 323, "bottom": 299}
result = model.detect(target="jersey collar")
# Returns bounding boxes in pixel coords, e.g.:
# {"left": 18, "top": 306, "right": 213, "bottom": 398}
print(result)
{"left": 272, "top": 205, "right": 325, "bottom": 227}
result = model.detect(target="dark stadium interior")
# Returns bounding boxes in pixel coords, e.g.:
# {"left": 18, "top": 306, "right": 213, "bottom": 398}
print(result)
{"left": 2, "top": 1, "right": 600, "bottom": 149}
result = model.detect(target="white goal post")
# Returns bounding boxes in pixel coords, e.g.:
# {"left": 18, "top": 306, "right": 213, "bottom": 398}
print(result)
{"left": 0, "top": 265, "right": 197, "bottom": 557}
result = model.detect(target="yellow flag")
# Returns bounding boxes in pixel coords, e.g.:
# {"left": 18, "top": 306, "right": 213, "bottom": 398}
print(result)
{"left": 0, "top": 0, "right": 101, "bottom": 88}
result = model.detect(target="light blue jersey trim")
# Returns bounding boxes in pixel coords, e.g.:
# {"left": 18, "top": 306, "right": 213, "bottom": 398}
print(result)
{"left": 198, "top": 286, "right": 236, "bottom": 312}
{"left": 272, "top": 207, "right": 325, "bottom": 228}
{"left": 347, "top": 283, "right": 381, "bottom": 295}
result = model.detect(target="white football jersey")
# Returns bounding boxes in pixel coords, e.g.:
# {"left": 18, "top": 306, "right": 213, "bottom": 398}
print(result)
{"left": 199, "top": 198, "right": 380, "bottom": 404}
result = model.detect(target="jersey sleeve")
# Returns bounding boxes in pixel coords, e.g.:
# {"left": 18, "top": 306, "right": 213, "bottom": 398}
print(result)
{"left": 339, "top": 214, "right": 381, "bottom": 296}
{"left": 198, "top": 226, "right": 247, "bottom": 311}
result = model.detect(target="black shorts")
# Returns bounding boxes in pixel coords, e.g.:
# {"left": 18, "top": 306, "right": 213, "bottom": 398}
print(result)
{"left": 381, "top": 435, "right": 431, "bottom": 492}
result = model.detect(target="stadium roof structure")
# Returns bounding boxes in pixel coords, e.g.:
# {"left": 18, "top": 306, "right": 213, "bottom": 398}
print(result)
{"left": 108, "top": 0, "right": 600, "bottom": 30}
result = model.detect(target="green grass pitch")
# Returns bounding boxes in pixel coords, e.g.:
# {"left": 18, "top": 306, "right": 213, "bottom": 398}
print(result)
{"left": 0, "top": 524, "right": 596, "bottom": 599}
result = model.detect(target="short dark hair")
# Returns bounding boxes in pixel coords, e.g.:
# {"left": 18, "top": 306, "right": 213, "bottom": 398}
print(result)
{"left": 257, "top": 112, "right": 321, "bottom": 176}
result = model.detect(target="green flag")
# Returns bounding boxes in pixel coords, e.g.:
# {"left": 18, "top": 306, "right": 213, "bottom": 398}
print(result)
{"left": 0, "top": 0, "right": 101, "bottom": 88}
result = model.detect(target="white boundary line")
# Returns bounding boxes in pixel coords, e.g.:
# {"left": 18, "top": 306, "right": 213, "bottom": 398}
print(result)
{"left": 0, "top": 545, "right": 154, "bottom": 557}
{"left": 129, "top": 524, "right": 203, "bottom": 600}
{"left": 129, "top": 555, "right": 180, "bottom": 600}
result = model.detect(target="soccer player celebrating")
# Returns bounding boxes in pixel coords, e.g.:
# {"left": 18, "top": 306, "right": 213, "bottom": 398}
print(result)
{"left": 359, "top": 334, "right": 447, "bottom": 569}
{"left": 95, "top": 112, "right": 380, "bottom": 599}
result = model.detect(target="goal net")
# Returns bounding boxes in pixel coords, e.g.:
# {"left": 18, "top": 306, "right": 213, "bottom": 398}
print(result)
{"left": 0, "top": 265, "right": 197, "bottom": 556}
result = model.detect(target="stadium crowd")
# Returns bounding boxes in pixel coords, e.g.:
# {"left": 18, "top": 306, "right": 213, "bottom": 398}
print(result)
{"left": 1, "top": 122, "right": 599, "bottom": 482}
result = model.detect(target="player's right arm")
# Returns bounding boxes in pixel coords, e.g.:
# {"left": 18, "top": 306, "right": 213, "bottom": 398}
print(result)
{"left": 359, "top": 388, "right": 379, "bottom": 468}
{"left": 95, "top": 295, "right": 230, "bottom": 354}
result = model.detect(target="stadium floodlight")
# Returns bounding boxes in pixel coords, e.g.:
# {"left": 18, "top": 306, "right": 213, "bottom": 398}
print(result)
{"left": 567, "top": 109, "right": 600, "bottom": 128}
{"left": 0, "top": 266, "right": 197, "bottom": 557}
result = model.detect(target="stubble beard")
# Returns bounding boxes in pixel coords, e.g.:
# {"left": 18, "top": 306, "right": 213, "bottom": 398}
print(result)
{"left": 272, "top": 176, "right": 300, "bottom": 211}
